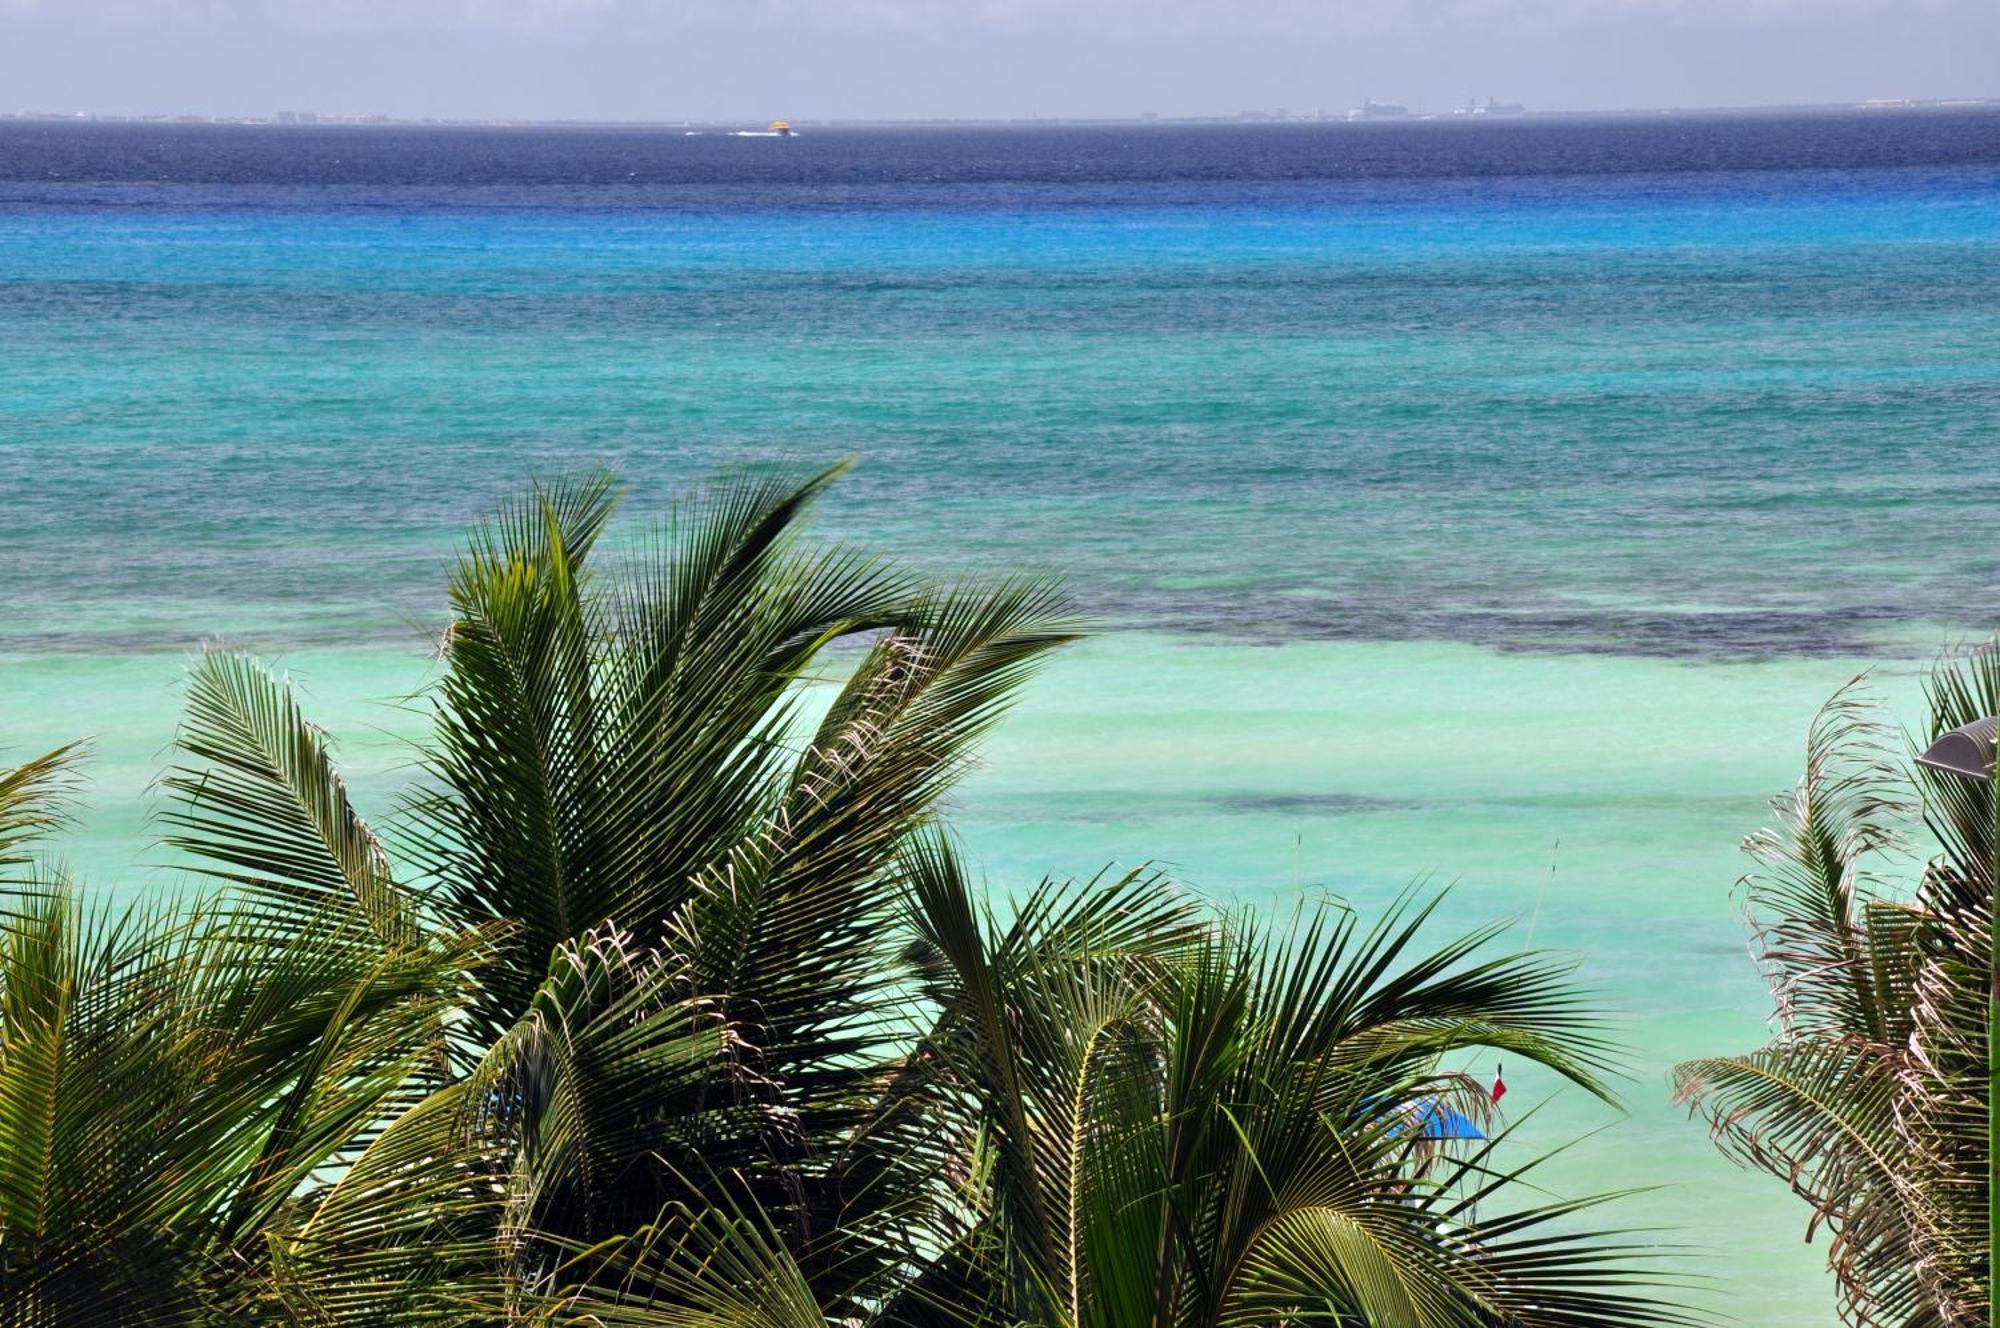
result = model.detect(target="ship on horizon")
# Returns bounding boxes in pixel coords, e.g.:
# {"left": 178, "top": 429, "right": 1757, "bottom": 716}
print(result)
{"left": 1346, "top": 99, "right": 1410, "bottom": 122}
{"left": 1454, "top": 98, "right": 1527, "bottom": 118}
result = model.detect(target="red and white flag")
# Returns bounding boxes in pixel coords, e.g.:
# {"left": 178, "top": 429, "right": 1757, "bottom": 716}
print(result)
{"left": 1491, "top": 1064, "right": 1507, "bottom": 1105}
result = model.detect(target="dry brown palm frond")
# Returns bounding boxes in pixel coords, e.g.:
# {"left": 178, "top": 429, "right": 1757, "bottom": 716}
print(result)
{"left": 1679, "top": 640, "right": 2000, "bottom": 1328}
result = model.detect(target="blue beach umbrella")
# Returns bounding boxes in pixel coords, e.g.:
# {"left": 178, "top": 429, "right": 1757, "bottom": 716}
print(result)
{"left": 1367, "top": 1095, "right": 1487, "bottom": 1142}
{"left": 1410, "top": 1097, "right": 1485, "bottom": 1141}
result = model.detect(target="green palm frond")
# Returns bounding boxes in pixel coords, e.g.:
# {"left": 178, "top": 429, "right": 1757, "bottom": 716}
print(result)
{"left": 394, "top": 465, "right": 1082, "bottom": 1314}
{"left": 408, "top": 461, "right": 927, "bottom": 1044}
{"left": 465, "top": 928, "right": 724, "bottom": 1259}
{"left": 1168, "top": 898, "right": 1665, "bottom": 1328}
{"left": 673, "top": 575, "right": 1080, "bottom": 1108}
{"left": 162, "top": 648, "right": 422, "bottom": 948}
{"left": 1240, "top": 889, "right": 1622, "bottom": 1109}
{"left": 903, "top": 831, "right": 1681, "bottom": 1328}
{"left": 273, "top": 1079, "right": 507, "bottom": 1326}
{"left": 0, "top": 870, "right": 475, "bottom": 1324}
{"left": 900, "top": 832, "right": 1201, "bottom": 1322}
{"left": 0, "top": 742, "right": 84, "bottom": 879}
{"left": 518, "top": 1199, "right": 832, "bottom": 1328}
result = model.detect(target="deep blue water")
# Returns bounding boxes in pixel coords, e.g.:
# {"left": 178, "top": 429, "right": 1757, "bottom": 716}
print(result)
{"left": 5, "top": 113, "right": 1999, "bottom": 658}
{"left": 6, "top": 111, "right": 2000, "bottom": 199}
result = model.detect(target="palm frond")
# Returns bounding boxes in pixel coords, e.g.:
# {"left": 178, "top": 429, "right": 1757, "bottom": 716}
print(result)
{"left": 409, "top": 461, "right": 925, "bottom": 1045}
{"left": 0, "top": 742, "right": 84, "bottom": 879}
{"left": 162, "top": 648, "right": 421, "bottom": 947}
{"left": 1677, "top": 654, "right": 1999, "bottom": 1328}
{"left": 1738, "top": 675, "right": 1912, "bottom": 1043}
{"left": 1673, "top": 1040, "right": 1920, "bottom": 1323}
{"left": 903, "top": 837, "right": 1681, "bottom": 1328}
{"left": 0, "top": 866, "right": 476, "bottom": 1322}
{"left": 522, "top": 1199, "right": 831, "bottom": 1328}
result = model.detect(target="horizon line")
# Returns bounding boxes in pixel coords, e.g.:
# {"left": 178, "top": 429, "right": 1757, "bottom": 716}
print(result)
{"left": 6, "top": 94, "right": 1998, "bottom": 132}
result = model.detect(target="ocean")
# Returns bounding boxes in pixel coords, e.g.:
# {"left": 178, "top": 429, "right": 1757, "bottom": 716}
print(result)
{"left": 6, "top": 111, "right": 2000, "bottom": 1322}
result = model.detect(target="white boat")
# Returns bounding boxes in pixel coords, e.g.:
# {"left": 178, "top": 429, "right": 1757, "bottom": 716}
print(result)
{"left": 731, "top": 120, "right": 798, "bottom": 138}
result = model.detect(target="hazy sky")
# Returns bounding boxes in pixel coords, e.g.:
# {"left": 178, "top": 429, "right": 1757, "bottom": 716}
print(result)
{"left": 5, "top": 0, "right": 1995, "bottom": 121}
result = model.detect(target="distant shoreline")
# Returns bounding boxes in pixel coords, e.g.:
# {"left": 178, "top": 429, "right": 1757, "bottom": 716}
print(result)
{"left": 4, "top": 97, "right": 1996, "bottom": 133}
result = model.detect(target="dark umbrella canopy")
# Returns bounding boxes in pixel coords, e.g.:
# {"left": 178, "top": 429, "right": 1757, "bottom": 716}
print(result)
{"left": 1917, "top": 716, "right": 1998, "bottom": 782}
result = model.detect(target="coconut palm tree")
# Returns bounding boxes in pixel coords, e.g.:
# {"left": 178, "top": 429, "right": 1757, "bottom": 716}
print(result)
{"left": 1674, "top": 649, "right": 2000, "bottom": 1328}
{"left": 191, "top": 461, "right": 1085, "bottom": 1318}
{"left": 893, "top": 833, "right": 1696, "bottom": 1328}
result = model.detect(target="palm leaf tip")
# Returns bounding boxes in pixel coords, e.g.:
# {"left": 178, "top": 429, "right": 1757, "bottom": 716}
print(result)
{"left": 160, "top": 648, "right": 419, "bottom": 946}
{"left": 0, "top": 741, "right": 87, "bottom": 871}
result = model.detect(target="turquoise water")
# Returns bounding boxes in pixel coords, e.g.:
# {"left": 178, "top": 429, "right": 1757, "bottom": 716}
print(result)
{"left": 7, "top": 115, "right": 2000, "bottom": 1322}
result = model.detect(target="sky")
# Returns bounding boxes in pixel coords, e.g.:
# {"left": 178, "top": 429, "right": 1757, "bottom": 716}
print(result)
{"left": 4, "top": 0, "right": 1996, "bottom": 122}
